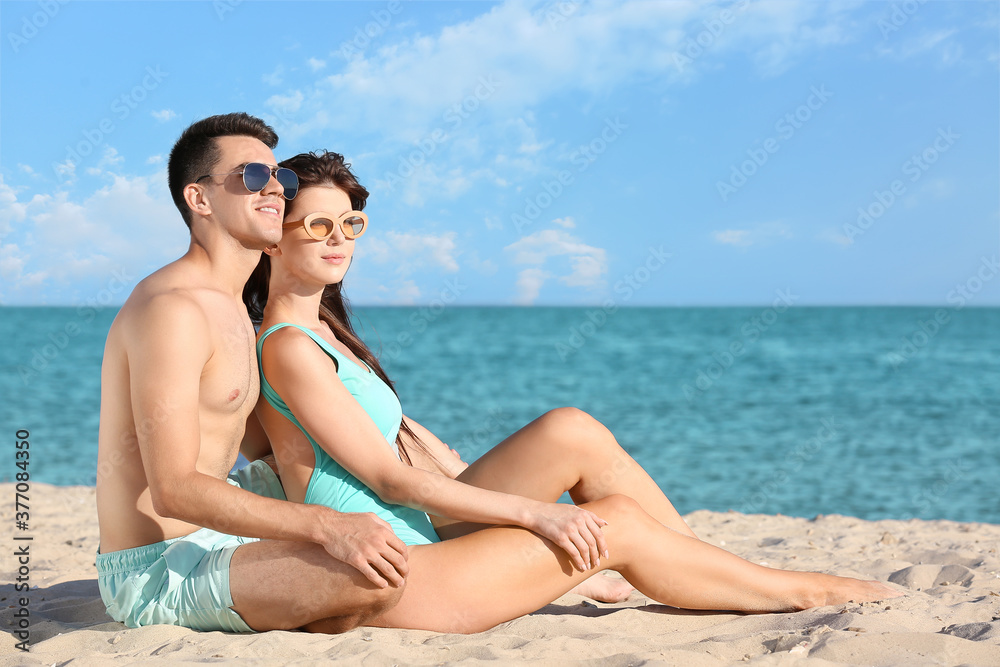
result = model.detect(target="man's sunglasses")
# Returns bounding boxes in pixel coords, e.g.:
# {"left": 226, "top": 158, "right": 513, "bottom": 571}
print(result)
{"left": 195, "top": 162, "right": 299, "bottom": 200}
{"left": 283, "top": 211, "right": 368, "bottom": 241}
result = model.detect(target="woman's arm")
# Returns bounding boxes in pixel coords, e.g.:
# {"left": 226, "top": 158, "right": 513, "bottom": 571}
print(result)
{"left": 261, "top": 329, "right": 608, "bottom": 571}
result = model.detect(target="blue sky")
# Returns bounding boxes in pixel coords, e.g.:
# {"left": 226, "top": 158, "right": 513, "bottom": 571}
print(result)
{"left": 1, "top": 0, "right": 997, "bottom": 306}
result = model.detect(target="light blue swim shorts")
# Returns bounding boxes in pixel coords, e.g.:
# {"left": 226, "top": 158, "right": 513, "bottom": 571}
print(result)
{"left": 96, "top": 460, "right": 286, "bottom": 633}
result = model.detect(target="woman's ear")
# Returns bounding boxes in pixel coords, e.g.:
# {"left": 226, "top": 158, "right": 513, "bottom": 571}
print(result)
{"left": 263, "top": 244, "right": 281, "bottom": 256}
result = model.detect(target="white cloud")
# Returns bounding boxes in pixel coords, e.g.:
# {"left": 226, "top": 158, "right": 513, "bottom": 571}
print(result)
{"left": 86, "top": 146, "right": 125, "bottom": 176}
{"left": 552, "top": 216, "right": 575, "bottom": 228}
{"left": 712, "top": 229, "right": 753, "bottom": 247}
{"left": 151, "top": 109, "right": 178, "bottom": 122}
{"left": 147, "top": 154, "right": 164, "bottom": 165}
{"left": 263, "top": 65, "right": 285, "bottom": 86}
{"left": 53, "top": 158, "right": 76, "bottom": 183}
{"left": 0, "top": 175, "right": 27, "bottom": 237}
{"left": 562, "top": 254, "right": 605, "bottom": 287}
{"left": 514, "top": 267, "right": 551, "bottom": 305}
{"left": 817, "top": 228, "right": 853, "bottom": 248}
{"left": 712, "top": 221, "right": 792, "bottom": 248}
{"left": 359, "top": 230, "right": 460, "bottom": 273}
{"left": 504, "top": 227, "right": 607, "bottom": 303}
{"left": 875, "top": 28, "right": 961, "bottom": 63}
{"left": 348, "top": 232, "right": 461, "bottom": 304}
{"left": 375, "top": 163, "right": 476, "bottom": 207}
{"left": 0, "top": 171, "right": 189, "bottom": 303}
{"left": 0, "top": 242, "right": 47, "bottom": 292}
{"left": 307, "top": 57, "right": 327, "bottom": 72}
{"left": 266, "top": 90, "right": 305, "bottom": 115}
{"left": 285, "top": 1, "right": 860, "bottom": 130}
{"left": 394, "top": 279, "right": 421, "bottom": 304}
{"left": 267, "top": 0, "right": 861, "bottom": 205}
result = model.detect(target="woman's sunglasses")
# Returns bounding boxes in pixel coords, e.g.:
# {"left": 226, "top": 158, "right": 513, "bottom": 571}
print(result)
{"left": 195, "top": 162, "right": 299, "bottom": 200}
{"left": 283, "top": 211, "right": 368, "bottom": 240}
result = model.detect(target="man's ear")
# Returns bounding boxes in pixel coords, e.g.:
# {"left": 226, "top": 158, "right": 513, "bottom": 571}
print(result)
{"left": 183, "top": 183, "right": 211, "bottom": 219}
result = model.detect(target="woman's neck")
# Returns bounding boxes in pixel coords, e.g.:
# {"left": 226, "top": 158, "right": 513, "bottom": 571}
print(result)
{"left": 262, "top": 284, "right": 326, "bottom": 330}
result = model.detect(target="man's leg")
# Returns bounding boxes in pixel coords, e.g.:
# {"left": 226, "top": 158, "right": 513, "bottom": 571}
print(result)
{"left": 229, "top": 540, "right": 404, "bottom": 632}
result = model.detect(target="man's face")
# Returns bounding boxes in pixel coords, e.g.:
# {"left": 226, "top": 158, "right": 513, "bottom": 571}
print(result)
{"left": 199, "top": 135, "right": 286, "bottom": 249}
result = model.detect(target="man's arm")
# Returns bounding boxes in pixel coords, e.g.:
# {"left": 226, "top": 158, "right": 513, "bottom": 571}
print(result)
{"left": 126, "top": 294, "right": 407, "bottom": 587}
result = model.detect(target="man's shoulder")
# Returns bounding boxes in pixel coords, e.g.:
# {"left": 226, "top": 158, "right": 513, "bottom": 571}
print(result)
{"left": 115, "top": 273, "right": 214, "bottom": 348}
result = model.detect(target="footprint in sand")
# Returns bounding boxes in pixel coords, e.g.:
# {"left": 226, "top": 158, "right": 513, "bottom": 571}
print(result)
{"left": 888, "top": 563, "right": 975, "bottom": 591}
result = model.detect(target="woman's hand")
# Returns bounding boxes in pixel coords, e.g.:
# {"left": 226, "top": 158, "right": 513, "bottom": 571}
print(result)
{"left": 524, "top": 502, "right": 609, "bottom": 572}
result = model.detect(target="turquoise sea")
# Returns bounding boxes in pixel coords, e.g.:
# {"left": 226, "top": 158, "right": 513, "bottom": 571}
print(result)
{"left": 2, "top": 306, "right": 997, "bottom": 524}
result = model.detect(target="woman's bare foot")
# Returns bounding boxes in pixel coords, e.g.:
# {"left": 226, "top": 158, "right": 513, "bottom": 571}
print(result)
{"left": 805, "top": 575, "right": 904, "bottom": 609}
{"left": 569, "top": 573, "right": 634, "bottom": 603}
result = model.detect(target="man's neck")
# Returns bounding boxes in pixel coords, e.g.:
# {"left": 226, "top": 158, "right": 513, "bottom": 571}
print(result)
{"left": 182, "top": 237, "right": 263, "bottom": 299}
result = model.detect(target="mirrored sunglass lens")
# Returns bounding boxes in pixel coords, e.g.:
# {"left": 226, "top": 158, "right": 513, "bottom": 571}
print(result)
{"left": 309, "top": 218, "right": 336, "bottom": 238}
{"left": 343, "top": 216, "right": 365, "bottom": 237}
{"left": 276, "top": 168, "right": 298, "bottom": 199}
{"left": 242, "top": 163, "right": 271, "bottom": 192}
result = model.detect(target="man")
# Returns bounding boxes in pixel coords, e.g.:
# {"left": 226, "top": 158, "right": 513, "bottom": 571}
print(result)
{"left": 95, "top": 112, "right": 407, "bottom": 633}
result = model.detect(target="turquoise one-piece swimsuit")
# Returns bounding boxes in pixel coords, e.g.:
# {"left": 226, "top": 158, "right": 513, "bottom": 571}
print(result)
{"left": 256, "top": 323, "right": 440, "bottom": 546}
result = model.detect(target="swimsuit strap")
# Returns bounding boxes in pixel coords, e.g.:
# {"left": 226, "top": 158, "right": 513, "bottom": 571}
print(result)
{"left": 256, "top": 322, "right": 350, "bottom": 421}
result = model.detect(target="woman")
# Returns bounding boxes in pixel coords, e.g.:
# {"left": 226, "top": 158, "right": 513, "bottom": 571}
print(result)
{"left": 243, "top": 150, "right": 900, "bottom": 633}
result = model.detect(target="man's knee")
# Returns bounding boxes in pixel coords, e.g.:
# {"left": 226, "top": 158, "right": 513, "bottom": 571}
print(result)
{"left": 366, "top": 579, "right": 406, "bottom": 618}
{"left": 305, "top": 581, "right": 404, "bottom": 633}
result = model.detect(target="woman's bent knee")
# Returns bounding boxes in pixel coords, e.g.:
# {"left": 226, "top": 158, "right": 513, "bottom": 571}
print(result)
{"left": 539, "top": 407, "right": 612, "bottom": 448}
{"left": 583, "top": 494, "right": 643, "bottom": 522}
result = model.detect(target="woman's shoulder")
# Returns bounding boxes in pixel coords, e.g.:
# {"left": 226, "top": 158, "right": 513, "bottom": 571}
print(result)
{"left": 258, "top": 323, "right": 330, "bottom": 362}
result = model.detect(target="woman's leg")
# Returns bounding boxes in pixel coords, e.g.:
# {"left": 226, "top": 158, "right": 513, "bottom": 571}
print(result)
{"left": 370, "top": 495, "right": 898, "bottom": 634}
{"left": 437, "top": 407, "right": 696, "bottom": 539}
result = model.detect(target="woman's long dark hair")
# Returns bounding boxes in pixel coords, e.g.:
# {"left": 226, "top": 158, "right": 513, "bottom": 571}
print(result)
{"left": 243, "top": 150, "right": 432, "bottom": 467}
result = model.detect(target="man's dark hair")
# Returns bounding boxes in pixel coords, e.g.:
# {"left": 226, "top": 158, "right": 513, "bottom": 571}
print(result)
{"left": 167, "top": 112, "right": 278, "bottom": 229}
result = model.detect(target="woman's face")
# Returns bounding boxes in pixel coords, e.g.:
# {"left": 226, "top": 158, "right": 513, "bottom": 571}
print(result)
{"left": 272, "top": 185, "right": 358, "bottom": 287}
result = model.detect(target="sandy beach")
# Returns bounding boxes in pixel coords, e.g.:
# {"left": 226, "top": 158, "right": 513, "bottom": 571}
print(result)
{"left": 2, "top": 483, "right": 998, "bottom": 666}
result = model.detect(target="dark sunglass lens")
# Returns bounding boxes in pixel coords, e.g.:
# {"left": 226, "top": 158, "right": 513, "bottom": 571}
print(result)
{"left": 242, "top": 163, "right": 271, "bottom": 192}
{"left": 276, "top": 168, "right": 298, "bottom": 200}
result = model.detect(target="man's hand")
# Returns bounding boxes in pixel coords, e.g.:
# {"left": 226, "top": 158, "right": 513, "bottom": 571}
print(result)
{"left": 317, "top": 509, "right": 409, "bottom": 588}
